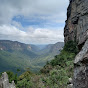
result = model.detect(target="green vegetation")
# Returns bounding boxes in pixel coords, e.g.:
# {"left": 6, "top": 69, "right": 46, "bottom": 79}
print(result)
{"left": 0, "top": 41, "right": 63, "bottom": 74}
{"left": 50, "top": 40, "right": 78, "bottom": 67}
{"left": 0, "top": 50, "right": 55, "bottom": 74}
{"left": 0, "top": 41, "right": 78, "bottom": 88}
{"left": 7, "top": 71, "right": 18, "bottom": 84}
{"left": 0, "top": 71, "right": 18, "bottom": 84}
{"left": 16, "top": 71, "right": 34, "bottom": 88}
{"left": 39, "top": 40, "right": 78, "bottom": 88}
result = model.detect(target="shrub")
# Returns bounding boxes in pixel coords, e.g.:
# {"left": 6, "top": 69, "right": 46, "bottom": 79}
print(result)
{"left": 63, "top": 40, "right": 78, "bottom": 54}
{"left": 6, "top": 71, "right": 17, "bottom": 84}
{"left": 50, "top": 41, "right": 78, "bottom": 66}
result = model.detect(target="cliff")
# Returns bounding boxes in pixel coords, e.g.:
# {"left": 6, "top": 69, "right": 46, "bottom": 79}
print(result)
{"left": 64, "top": 0, "right": 88, "bottom": 88}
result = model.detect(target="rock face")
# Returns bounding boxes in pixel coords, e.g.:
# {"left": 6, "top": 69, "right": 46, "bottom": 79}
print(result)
{"left": 74, "top": 39, "right": 88, "bottom": 88}
{"left": 64, "top": 0, "right": 88, "bottom": 46}
{"left": 64, "top": 0, "right": 88, "bottom": 88}
{"left": 0, "top": 72, "right": 16, "bottom": 88}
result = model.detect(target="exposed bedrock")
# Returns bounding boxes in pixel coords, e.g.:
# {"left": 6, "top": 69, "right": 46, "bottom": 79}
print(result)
{"left": 74, "top": 39, "right": 88, "bottom": 88}
{"left": 64, "top": 0, "right": 88, "bottom": 45}
{"left": 0, "top": 72, "right": 16, "bottom": 88}
{"left": 64, "top": 0, "right": 88, "bottom": 88}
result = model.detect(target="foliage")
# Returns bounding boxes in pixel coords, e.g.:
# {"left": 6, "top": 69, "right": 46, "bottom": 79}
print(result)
{"left": 40, "top": 64, "right": 53, "bottom": 74}
{"left": 39, "top": 41, "right": 78, "bottom": 88}
{"left": 16, "top": 71, "right": 33, "bottom": 88}
{"left": 50, "top": 50, "right": 75, "bottom": 66}
{"left": 0, "top": 41, "right": 78, "bottom": 88}
{"left": 6, "top": 71, "right": 17, "bottom": 84}
{"left": 41, "top": 68, "right": 69, "bottom": 88}
{"left": 0, "top": 47, "right": 57, "bottom": 74}
{"left": 63, "top": 40, "right": 78, "bottom": 54}
{"left": 50, "top": 41, "right": 78, "bottom": 66}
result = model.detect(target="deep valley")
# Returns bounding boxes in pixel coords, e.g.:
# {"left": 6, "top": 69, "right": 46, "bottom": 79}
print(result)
{"left": 0, "top": 40, "right": 64, "bottom": 73}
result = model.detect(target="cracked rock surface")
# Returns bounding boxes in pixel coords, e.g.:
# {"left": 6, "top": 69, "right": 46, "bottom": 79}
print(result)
{"left": 64, "top": 0, "right": 88, "bottom": 88}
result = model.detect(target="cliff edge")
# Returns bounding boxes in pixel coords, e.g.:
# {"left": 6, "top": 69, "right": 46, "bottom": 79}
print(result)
{"left": 64, "top": 0, "right": 88, "bottom": 88}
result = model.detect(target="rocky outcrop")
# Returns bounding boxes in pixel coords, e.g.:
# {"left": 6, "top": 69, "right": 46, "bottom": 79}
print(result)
{"left": 64, "top": 0, "right": 88, "bottom": 88}
{"left": 0, "top": 72, "right": 16, "bottom": 88}
{"left": 64, "top": 0, "right": 88, "bottom": 46}
{"left": 67, "top": 78, "right": 73, "bottom": 88}
{"left": 74, "top": 39, "right": 88, "bottom": 88}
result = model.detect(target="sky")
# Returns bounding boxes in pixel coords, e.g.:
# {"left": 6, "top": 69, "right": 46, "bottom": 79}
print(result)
{"left": 0, "top": 0, "right": 69, "bottom": 44}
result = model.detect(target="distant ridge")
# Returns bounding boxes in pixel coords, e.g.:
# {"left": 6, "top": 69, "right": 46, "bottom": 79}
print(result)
{"left": 0, "top": 40, "right": 64, "bottom": 73}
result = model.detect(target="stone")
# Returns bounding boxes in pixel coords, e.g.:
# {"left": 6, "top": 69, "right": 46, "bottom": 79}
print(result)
{"left": 0, "top": 72, "right": 16, "bottom": 88}
{"left": 64, "top": 0, "right": 88, "bottom": 45}
{"left": 67, "top": 78, "right": 73, "bottom": 88}
{"left": 74, "top": 39, "right": 88, "bottom": 88}
{"left": 67, "top": 84, "right": 73, "bottom": 88}
{"left": 74, "top": 39, "right": 88, "bottom": 64}
{"left": 68, "top": 78, "right": 73, "bottom": 84}
{"left": 64, "top": 0, "right": 88, "bottom": 88}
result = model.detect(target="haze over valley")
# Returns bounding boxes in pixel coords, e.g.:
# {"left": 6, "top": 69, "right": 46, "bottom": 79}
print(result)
{"left": 0, "top": 40, "right": 64, "bottom": 73}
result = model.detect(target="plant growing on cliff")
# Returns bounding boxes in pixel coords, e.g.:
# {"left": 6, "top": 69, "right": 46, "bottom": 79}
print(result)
{"left": 63, "top": 40, "right": 78, "bottom": 54}
{"left": 50, "top": 40, "right": 78, "bottom": 67}
{"left": 39, "top": 41, "right": 78, "bottom": 88}
{"left": 1, "top": 41, "right": 77, "bottom": 88}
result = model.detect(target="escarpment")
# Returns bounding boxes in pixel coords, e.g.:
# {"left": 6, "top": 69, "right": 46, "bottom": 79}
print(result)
{"left": 64, "top": 0, "right": 88, "bottom": 88}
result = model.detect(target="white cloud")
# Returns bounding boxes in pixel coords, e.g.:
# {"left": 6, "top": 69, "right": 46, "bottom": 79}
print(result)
{"left": 0, "top": 0, "right": 69, "bottom": 25}
{"left": 0, "top": 25, "right": 64, "bottom": 44}
{"left": 0, "top": 0, "right": 69, "bottom": 44}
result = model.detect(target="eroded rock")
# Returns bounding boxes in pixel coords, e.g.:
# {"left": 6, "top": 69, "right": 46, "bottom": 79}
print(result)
{"left": 0, "top": 72, "right": 16, "bottom": 88}
{"left": 74, "top": 39, "right": 88, "bottom": 88}
{"left": 64, "top": 0, "right": 88, "bottom": 44}
{"left": 64, "top": 0, "right": 88, "bottom": 88}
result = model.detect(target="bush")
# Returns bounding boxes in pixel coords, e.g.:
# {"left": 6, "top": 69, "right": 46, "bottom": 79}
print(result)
{"left": 63, "top": 40, "right": 78, "bottom": 54}
{"left": 16, "top": 71, "right": 33, "bottom": 88}
{"left": 50, "top": 41, "right": 78, "bottom": 66}
{"left": 6, "top": 71, "right": 17, "bottom": 84}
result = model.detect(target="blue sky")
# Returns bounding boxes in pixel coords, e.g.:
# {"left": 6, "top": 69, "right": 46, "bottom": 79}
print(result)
{"left": 0, "top": 0, "right": 69, "bottom": 44}
{"left": 12, "top": 15, "right": 65, "bottom": 28}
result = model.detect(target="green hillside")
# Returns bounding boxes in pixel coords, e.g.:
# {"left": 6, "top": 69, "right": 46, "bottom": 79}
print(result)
{"left": 0, "top": 40, "right": 64, "bottom": 74}
{"left": 2, "top": 40, "right": 78, "bottom": 88}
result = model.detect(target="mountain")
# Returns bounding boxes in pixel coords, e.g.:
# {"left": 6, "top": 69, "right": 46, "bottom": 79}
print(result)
{"left": 43, "top": 42, "right": 64, "bottom": 54}
{"left": 0, "top": 40, "right": 64, "bottom": 73}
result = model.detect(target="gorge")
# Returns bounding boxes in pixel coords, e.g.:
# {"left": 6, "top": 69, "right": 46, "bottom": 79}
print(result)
{"left": 0, "top": 0, "right": 88, "bottom": 88}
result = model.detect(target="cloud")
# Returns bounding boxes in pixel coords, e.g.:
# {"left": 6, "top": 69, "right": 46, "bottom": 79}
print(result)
{"left": 0, "top": 0, "right": 69, "bottom": 25}
{"left": 0, "top": 0, "right": 69, "bottom": 44}
{"left": 0, "top": 25, "right": 64, "bottom": 44}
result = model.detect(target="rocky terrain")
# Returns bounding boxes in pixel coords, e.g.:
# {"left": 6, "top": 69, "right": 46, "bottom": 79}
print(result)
{"left": 64, "top": 0, "right": 88, "bottom": 88}
{"left": 0, "top": 72, "right": 16, "bottom": 88}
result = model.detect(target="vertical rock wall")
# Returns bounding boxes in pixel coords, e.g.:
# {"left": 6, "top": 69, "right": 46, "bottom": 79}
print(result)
{"left": 64, "top": 0, "right": 88, "bottom": 45}
{"left": 64, "top": 0, "right": 88, "bottom": 88}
